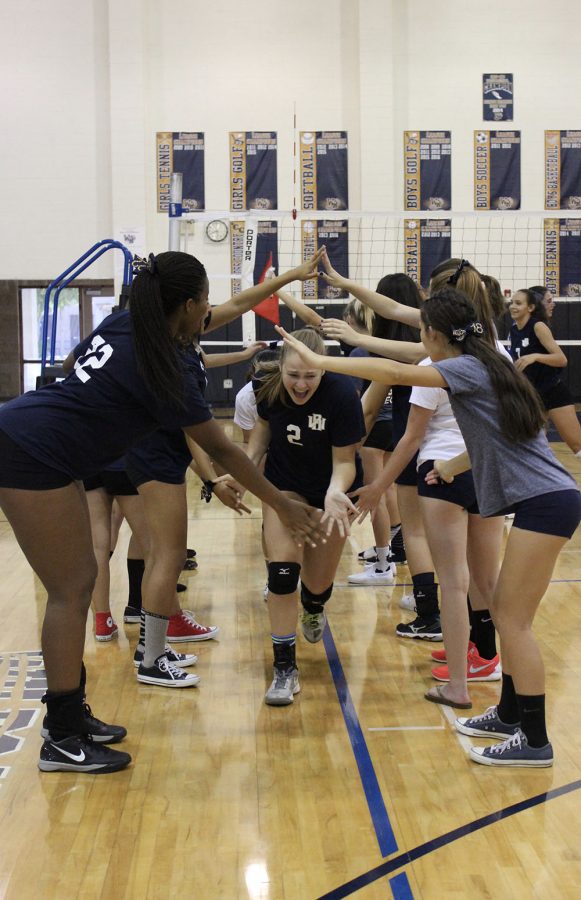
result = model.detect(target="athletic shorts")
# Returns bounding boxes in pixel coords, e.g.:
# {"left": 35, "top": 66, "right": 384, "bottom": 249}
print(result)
{"left": 126, "top": 462, "right": 187, "bottom": 488}
{"left": 539, "top": 380, "right": 573, "bottom": 412}
{"left": 416, "top": 459, "right": 480, "bottom": 514}
{"left": 0, "top": 429, "right": 72, "bottom": 490}
{"left": 364, "top": 419, "right": 394, "bottom": 452}
{"left": 505, "top": 489, "right": 581, "bottom": 539}
{"left": 395, "top": 451, "right": 419, "bottom": 487}
{"left": 83, "top": 470, "right": 138, "bottom": 496}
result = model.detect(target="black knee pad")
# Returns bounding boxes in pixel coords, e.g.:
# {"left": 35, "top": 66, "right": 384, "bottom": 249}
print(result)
{"left": 267, "top": 561, "right": 301, "bottom": 595}
{"left": 301, "top": 582, "right": 334, "bottom": 606}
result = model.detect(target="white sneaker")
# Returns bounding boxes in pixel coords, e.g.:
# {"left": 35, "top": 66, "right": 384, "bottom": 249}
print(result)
{"left": 348, "top": 564, "right": 396, "bottom": 586}
{"left": 264, "top": 667, "right": 300, "bottom": 705}
{"left": 399, "top": 593, "right": 416, "bottom": 611}
{"left": 358, "top": 546, "right": 378, "bottom": 564}
{"left": 300, "top": 610, "right": 327, "bottom": 643}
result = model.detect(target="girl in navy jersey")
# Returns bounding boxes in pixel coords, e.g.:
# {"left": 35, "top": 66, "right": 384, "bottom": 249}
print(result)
{"left": 278, "top": 287, "right": 581, "bottom": 768}
{"left": 247, "top": 328, "right": 366, "bottom": 706}
{"left": 509, "top": 288, "right": 581, "bottom": 456}
{"left": 0, "top": 249, "right": 325, "bottom": 774}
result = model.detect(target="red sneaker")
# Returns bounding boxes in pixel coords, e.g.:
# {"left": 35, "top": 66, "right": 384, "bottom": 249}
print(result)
{"left": 95, "top": 613, "right": 119, "bottom": 642}
{"left": 432, "top": 644, "right": 501, "bottom": 682}
{"left": 166, "top": 610, "right": 219, "bottom": 643}
{"left": 431, "top": 640, "right": 476, "bottom": 663}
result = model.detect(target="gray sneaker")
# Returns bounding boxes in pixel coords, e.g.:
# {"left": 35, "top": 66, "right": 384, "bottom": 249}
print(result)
{"left": 456, "top": 705, "right": 519, "bottom": 739}
{"left": 264, "top": 667, "right": 300, "bottom": 706}
{"left": 300, "top": 610, "right": 327, "bottom": 643}
{"left": 470, "top": 728, "right": 553, "bottom": 767}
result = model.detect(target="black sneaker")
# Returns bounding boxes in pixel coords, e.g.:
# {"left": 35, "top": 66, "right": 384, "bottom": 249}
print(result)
{"left": 38, "top": 735, "right": 131, "bottom": 773}
{"left": 137, "top": 654, "right": 200, "bottom": 687}
{"left": 186, "top": 548, "right": 196, "bottom": 559}
{"left": 40, "top": 703, "right": 127, "bottom": 744}
{"left": 133, "top": 644, "right": 197, "bottom": 668}
{"left": 123, "top": 605, "right": 141, "bottom": 624}
{"left": 389, "top": 546, "right": 407, "bottom": 564}
{"left": 396, "top": 615, "right": 443, "bottom": 641}
{"left": 183, "top": 558, "right": 198, "bottom": 571}
{"left": 176, "top": 582, "right": 187, "bottom": 593}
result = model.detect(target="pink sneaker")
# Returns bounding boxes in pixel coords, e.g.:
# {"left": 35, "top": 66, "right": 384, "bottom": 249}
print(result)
{"left": 166, "top": 610, "right": 219, "bottom": 642}
{"left": 431, "top": 640, "right": 476, "bottom": 663}
{"left": 95, "top": 613, "right": 119, "bottom": 642}
{"left": 432, "top": 644, "right": 501, "bottom": 682}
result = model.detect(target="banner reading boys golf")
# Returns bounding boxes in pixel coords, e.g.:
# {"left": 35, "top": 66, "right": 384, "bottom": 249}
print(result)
{"left": 474, "top": 131, "right": 521, "bottom": 210}
{"left": 230, "top": 132, "right": 278, "bottom": 211}
{"left": 544, "top": 218, "right": 581, "bottom": 297}
{"left": 301, "top": 220, "right": 348, "bottom": 300}
{"left": 300, "top": 131, "right": 349, "bottom": 210}
{"left": 545, "top": 131, "right": 581, "bottom": 210}
{"left": 482, "top": 74, "right": 514, "bottom": 122}
{"left": 404, "top": 132, "right": 451, "bottom": 211}
{"left": 404, "top": 219, "right": 451, "bottom": 288}
{"left": 156, "top": 132, "right": 205, "bottom": 212}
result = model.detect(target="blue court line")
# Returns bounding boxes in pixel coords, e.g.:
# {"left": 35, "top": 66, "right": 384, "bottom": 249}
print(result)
{"left": 317, "top": 778, "right": 581, "bottom": 899}
{"left": 389, "top": 872, "right": 415, "bottom": 900}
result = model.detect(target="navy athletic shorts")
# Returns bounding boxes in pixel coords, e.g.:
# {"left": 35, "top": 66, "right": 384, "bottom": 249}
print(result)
{"left": 395, "top": 451, "right": 419, "bottom": 487}
{"left": 417, "top": 459, "right": 480, "bottom": 514}
{"left": 539, "top": 380, "right": 573, "bottom": 412}
{"left": 0, "top": 429, "right": 72, "bottom": 490}
{"left": 507, "top": 489, "right": 581, "bottom": 539}
{"left": 83, "top": 470, "right": 138, "bottom": 496}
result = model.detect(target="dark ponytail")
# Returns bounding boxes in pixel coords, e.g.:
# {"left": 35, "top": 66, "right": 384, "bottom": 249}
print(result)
{"left": 421, "top": 288, "right": 546, "bottom": 443}
{"left": 129, "top": 251, "right": 207, "bottom": 408}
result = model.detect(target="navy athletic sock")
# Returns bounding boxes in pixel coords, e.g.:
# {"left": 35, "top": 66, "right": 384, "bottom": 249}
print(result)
{"left": 272, "top": 633, "right": 296, "bottom": 671}
{"left": 127, "top": 558, "right": 144, "bottom": 612}
{"left": 469, "top": 606, "right": 497, "bottom": 660}
{"left": 412, "top": 573, "right": 439, "bottom": 619}
{"left": 497, "top": 673, "right": 520, "bottom": 725}
{"left": 517, "top": 693, "right": 548, "bottom": 747}
{"left": 43, "top": 686, "right": 86, "bottom": 741}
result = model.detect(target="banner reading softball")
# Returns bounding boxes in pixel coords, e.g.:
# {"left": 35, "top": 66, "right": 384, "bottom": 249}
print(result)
{"left": 544, "top": 218, "right": 581, "bottom": 297}
{"left": 156, "top": 132, "right": 205, "bottom": 213}
{"left": 405, "top": 220, "right": 451, "bottom": 288}
{"left": 483, "top": 74, "right": 514, "bottom": 122}
{"left": 230, "top": 132, "right": 277, "bottom": 211}
{"left": 301, "top": 220, "right": 348, "bottom": 300}
{"left": 474, "top": 131, "right": 520, "bottom": 210}
{"left": 404, "top": 132, "right": 451, "bottom": 211}
{"left": 300, "top": 132, "right": 348, "bottom": 210}
{"left": 545, "top": 131, "right": 581, "bottom": 210}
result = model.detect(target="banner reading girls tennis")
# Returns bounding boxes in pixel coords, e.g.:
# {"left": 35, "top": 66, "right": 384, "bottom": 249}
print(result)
{"left": 474, "top": 131, "right": 521, "bottom": 210}
{"left": 404, "top": 132, "right": 451, "bottom": 211}
{"left": 301, "top": 220, "right": 349, "bottom": 300}
{"left": 545, "top": 131, "right": 581, "bottom": 210}
{"left": 156, "top": 132, "right": 205, "bottom": 212}
{"left": 230, "top": 132, "right": 278, "bottom": 211}
{"left": 482, "top": 74, "right": 514, "bottom": 122}
{"left": 300, "top": 132, "right": 349, "bottom": 210}
{"left": 544, "top": 218, "right": 581, "bottom": 297}
{"left": 404, "top": 219, "right": 451, "bottom": 288}
{"left": 230, "top": 220, "right": 279, "bottom": 296}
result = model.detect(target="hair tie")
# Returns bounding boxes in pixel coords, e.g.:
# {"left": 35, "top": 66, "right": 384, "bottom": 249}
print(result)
{"left": 447, "top": 259, "right": 470, "bottom": 286}
{"left": 451, "top": 321, "right": 483, "bottom": 342}
{"left": 132, "top": 253, "right": 158, "bottom": 275}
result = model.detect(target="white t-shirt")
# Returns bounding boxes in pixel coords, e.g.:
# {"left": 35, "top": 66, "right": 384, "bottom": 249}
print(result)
{"left": 233, "top": 381, "right": 257, "bottom": 431}
{"left": 411, "top": 358, "right": 465, "bottom": 466}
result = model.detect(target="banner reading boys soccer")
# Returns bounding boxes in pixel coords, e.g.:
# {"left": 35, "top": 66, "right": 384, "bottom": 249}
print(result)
{"left": 404, "top": 132, "right": 451, "bottom": 211}
{"left": 544, "top": 218, "right": 581, "bottom": 297}
{"left": 301, "top": 220, "right": 348, "bottom": 300}
{"left": 545, "top": 131, "right": 581, "bottom": 210}
{"left": 156, "top": 132, "right": 205, "bottom": 213}
{"left": 230, "top": 132, "right": 277, "bottom": 211}
{"left": 482, "top": 74, "right": 514, "bottom": 122}
{"left": 474, "top": 131, "right": 521, "bottom": 210}
{"left": 404, "top": 219, "right": 451, "bottom": 289}
{"left": 300, "top": 132, "right": 348, "bottom": 210}
{"left": 230, "top": 220, "right": 279, "bottom": 296}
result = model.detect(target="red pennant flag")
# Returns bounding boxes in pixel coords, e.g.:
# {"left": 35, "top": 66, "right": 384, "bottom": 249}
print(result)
{"left": 253, "top": 252, "right": 280, "bottom": 326}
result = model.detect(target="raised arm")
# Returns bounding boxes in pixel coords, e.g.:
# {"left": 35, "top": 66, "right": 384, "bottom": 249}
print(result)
{"left": 202, "top": 342, "right": 267, "bottom": 369}
{"left": 276, "top": 286, "right": 324, "bottom": 328}
{"left": 321, "top": 318, "right": 426, "bottom": 362}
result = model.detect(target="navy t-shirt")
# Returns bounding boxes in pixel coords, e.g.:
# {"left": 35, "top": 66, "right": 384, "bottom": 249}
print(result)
{"left": 0, "top": 310, "right": 212, "bottom": 480}
{"left": 254, "top": 372, "right": 365, "bottom": 501}
{"left": 509, "top": 317, "right": 561, "bottom": 394}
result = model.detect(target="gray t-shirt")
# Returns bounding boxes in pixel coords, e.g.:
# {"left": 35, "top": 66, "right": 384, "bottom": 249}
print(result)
{"left": 431, "top": 355, "right": 578, "bottom": 516}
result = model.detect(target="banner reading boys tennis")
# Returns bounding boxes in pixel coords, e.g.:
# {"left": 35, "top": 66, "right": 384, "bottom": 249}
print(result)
{"left": 404, "top": 219, "right": 451, "bottom": 288}
{"left": 544, "top": 218, "right": 581, "bottom": 297}
{"left": 300, "top": 132, "right": 348, "bottom": 210}
{"left": 230, "top": 132, "right": 278, "bottom": 211}
{"left": 301, "top": 220, "right": 348, "bottom": 300}
{"left": 156, "top": 132, "right": 205, "bottom": 212}
{"left": 545, "top": 131, "right": 581, "bottom": 210}
{"left": 404, "top": 132, "right": 451, "bottom": 211}
{"left": 482, "top": 74, "right": 514, "bottom": 122}
{"left": 474, "top": 131, "right": 521, "bottom": 210}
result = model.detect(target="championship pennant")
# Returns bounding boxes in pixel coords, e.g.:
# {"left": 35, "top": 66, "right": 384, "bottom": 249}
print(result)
{"left": 404, "top": 132, "right": 451, "bottom": 211}
{"left": 544, "top": 219, "right": 581, "bottom": 297}
{"left": 230, "top": 132, "right": 278, "bottom": 211}
{"left": 301, "top": 220, "right": 349, "bottom": 300}
{"left": 404, "top": 220, "right": 452, "bottom": 289}
{"left": 474, "top": 131, "right": 521, "bottom": 210}
{"left": 156, "top": 132, "right": 205, "bottom": 212}
{"left": 482, "top": 74, "right": 514, "bottom": 122}
{"left": 300, "top": 132, "right": 349, "bottom": 210}
{"left": 545, "top": 131, "right": 581, "bottom": 210}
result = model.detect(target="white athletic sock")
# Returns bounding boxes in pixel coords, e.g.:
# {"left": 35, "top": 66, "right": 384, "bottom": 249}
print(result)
{"left": 376, "top": 546, "right": 391, "bottom": 571}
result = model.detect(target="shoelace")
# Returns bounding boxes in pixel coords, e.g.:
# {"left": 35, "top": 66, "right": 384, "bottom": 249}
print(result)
{"left": 273, "top": 669, "right": 293, "bottom": 689}
{"left": 158, "top": 656, "right": 185, "bottom": 678}
{"left": 470, "top": 706, "right": 498, "bottom": 724}
{"left": 181, "top": 609, "right": 209, "bottom": 629}
{"left": 488, "top": 730, "right": 523, "bottom": 756}
{"left": 303, "top": 613, "right": 321, "bottom": 625}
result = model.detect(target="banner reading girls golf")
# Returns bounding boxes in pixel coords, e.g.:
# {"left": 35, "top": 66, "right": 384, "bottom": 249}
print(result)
{"left": 404, "top": 219, "right": 451, "bottom": 289}
{"left": 404, "top": 131, "right": 451, "bottom": 211}
{"left": 300, "top": 131, "right": 349, "bottom": 210}
{"left": 545, "top": 131, "right": 581, "bottom": 210}
{"left": 474, "top": 131, "right": 521, "bottom": 210}
{"left": 230, "top": 132, "right": 278, "bottom": 211}
{"left": 156, "top": 132, "right": 205, "bottom": 212}
{"left": 482, "top": 74, "right": 514, "bottom": 122}
{"left": 544, "top": 218, "right": 581, "bottom": 297}
{"left": 230, "top": 220, "right": 279, "bottom": 296}
{"left": 301, "top": 220, "right": 349, "bottom": 300}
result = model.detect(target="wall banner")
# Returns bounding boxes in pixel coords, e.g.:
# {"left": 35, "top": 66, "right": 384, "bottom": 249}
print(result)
{"left": 230, "top": 220, "right": 279, "bottom": 295}
{"left": 482, "top": 74, "right": 513, "bottom": 122}
{"left": 404, "top": 219, "right": 451, "bottom": 289}
{"left": 300, "top": 131, "right": 348, "bottom": 210}
{"left": 474, "top": 130, "right": 520, "bottom": 210}
{"left": 301, "top": 220, "right": 349, "bottom": 300}
{"left": 230, "top": 132, "right": 277, "bottom": 211}
{"left": 544, "top": 218, "right": 581, "bottom": 297}
{"left": 404, "top": 132, "right": 451, "bottom": 211}
{"left": 545, "top": 131, "right": 581, "bottom": 210}
{"left": 156, "top": 132, "right": 205, "bottom": 213}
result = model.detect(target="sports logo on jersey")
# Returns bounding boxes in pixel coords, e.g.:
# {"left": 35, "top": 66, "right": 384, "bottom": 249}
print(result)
{"left": 307, "top": 413, "right": 326, "bottom": 431}
{"left": 74, "top": 335, "right": 114, "bottom": 383}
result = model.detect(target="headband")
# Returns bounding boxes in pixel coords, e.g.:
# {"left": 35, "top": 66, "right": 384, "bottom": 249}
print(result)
{"left": 451, "top": 322, "right": 484, "bottom": 342}
{"left": 132, "top": 253, "right": 158, "bottom": 275}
